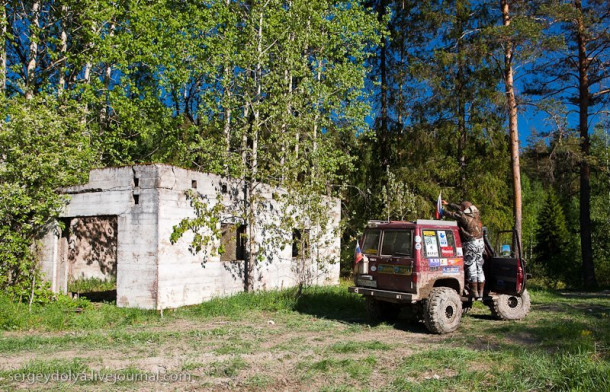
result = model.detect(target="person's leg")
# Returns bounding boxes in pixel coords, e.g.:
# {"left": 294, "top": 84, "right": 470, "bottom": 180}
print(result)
{"left": 464, "top": 241, "right": 479, "bottom": 297}
{"left": 474, "top": 239, "right": 485, "bottom": 298}
{"left": 477, "top": 264, "right": 485, "bottom": 298}
{"left": 466, "top": 262, "right": 478, "bottom": 297}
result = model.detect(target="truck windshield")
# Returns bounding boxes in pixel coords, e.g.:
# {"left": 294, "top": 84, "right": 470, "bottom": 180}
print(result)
{"left": 362, "top": 230, "right": 381, "bottom": 254}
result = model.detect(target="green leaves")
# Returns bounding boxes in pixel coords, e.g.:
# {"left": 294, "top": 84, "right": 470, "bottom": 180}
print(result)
{"left": 0, "top": 94, "right": 95, "bottom": 301}
{"left": 533, "top": 189, "right": 579, "bottom": 287}
{"left": 170, "top": 190, "right": 226, "bottom": 259}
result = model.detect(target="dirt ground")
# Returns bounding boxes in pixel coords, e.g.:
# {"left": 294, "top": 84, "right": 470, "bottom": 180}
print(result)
{"left": 1, "top": 291, "right": 609, "bottom": 391}
{"left": 0, "top": 309, "right": 467, "bottom": 391}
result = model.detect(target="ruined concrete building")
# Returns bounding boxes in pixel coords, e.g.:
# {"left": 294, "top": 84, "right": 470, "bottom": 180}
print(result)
{"left": 38, "top": 165, "right": 341, "bottom": 309}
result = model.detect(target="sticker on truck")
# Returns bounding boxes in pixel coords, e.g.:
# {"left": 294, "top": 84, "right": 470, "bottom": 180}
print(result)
{"left": 377, "top": 264, "right": 412, "bottom": 275}
{"left": 442, "top": 266, "right": 460, "bottom": 274}
{"left": 424, "top": 234, "right": 439, "bottom": 257}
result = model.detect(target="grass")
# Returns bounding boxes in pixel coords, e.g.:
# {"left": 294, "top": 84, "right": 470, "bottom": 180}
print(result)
{"left": 0, "top": 280, "right": 609, "bottom": 391}
{"left": 207, "top": 356, "right": 248, "bottom": 377}
{"left": 67, "top": 277, "right": 117, "bottom": 294}
{"left": 328, "top": 340, "right": 391, "bottom": 353}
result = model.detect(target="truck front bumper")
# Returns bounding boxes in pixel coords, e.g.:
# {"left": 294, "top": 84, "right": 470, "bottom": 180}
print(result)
{"left": 348, "top": 286, "right": 418, "bottom": 303}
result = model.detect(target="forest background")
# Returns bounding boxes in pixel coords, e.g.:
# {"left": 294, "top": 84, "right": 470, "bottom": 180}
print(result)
{"left": 0, "top": 0, "right": 608, "bottom": 302}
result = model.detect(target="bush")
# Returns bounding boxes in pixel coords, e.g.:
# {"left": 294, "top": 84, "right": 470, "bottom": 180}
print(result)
{"left": 0, "top": 95, "right": 95, "bottom": 301}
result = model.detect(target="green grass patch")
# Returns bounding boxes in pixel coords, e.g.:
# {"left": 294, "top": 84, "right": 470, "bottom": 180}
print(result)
{"left": 0, "top": 293, "right": 160, "bottom": 332}
{"left": 68, "top": 277, "right": 116, "bottom": 293}
{"left": 214, "top": 339, "right": 254, "bottom": 355}
{"left": 17, "top": 358, "right": 89, "bottom": 375}
{"left": 300, "top": 356, "right": 377, "bottom": 381}
{"left": 494, "top": 350, "right": 610, "bottom": 391}
{"left": 207, "top": 357, "right": 248, "bottom": 377}
{"left": 328, "top": 340, "right": 391, "bottom": 353}
{"left": 242, "top": 374, "right": 274, "bottom": 388}
{"left": 0, "top": 282, "right": 608, "bottom": 391}
{"left": 181, "top": 360, "right": 205, "bottom": 371}
{"left": 0, "top": 280, "right": 363, "bottom": 333}
{"left": 398, "top": 347, "right": 479, "bottom": 374}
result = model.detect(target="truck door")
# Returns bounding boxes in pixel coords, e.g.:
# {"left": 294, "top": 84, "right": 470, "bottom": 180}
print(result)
{"left": 484, "top": 230, "right": 526, "bottom": 296}
{"left": 375, "top": 230, "right": 415, "bottom": 293}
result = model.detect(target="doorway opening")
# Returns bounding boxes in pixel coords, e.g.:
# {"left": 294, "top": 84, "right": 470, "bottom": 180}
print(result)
{"left": 63, "top": 216, "right": 118, "bottom": 302}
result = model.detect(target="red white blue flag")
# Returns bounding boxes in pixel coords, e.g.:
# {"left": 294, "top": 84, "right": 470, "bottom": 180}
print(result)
{"left": 435, "top": 192, "right": 443, "bottom": 219}
{"left": 354, "top": 240, "right": 363, "bottom": 264}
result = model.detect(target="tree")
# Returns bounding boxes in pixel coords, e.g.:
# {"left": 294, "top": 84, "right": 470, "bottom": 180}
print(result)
{"left": 590, "top": 126, "right": 610, "bottom": 287}
{"left": 534, "top": 190, "right": 578, "bottom": 287}
{"left": 169, "top": 0, "right": 381, "bottom": 290}
{"left": 0, "top": 95, "right": 95, "bottom": 301}
{"left": 526, "top": 0, "right": 610, "bottom": 288}
{"left": 500, "top": 0, "right": 524, "bottom": 246}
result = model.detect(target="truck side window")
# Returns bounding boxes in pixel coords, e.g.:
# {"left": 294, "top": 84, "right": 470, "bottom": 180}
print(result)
{"left": 361, "top": 229, "right": 381, "bottom": 255}
{"left": 381, "top": 230, "right": 412, "bottom": 256}
{"left": 445, "top": 231, "right": 456, "bottom": 249}
{"left": 437, "top": 230, "right": 456, "bottom": 257}
{"left": 422, "top": 230, "right": 439, "bottom": 258}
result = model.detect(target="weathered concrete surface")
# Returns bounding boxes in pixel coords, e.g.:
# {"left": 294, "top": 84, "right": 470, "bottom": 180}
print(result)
{"left": 39, "top": 164, "right": 340, "bottom": 310}
{"left": 67, "top": 216, "right": 117, "bottom": 281}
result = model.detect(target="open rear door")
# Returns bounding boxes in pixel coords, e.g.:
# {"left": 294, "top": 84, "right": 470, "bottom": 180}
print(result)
{"left": 483, "top": 230, "right": 526, "bottom": 296}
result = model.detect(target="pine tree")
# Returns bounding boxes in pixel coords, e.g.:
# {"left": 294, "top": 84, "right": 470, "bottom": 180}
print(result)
{"left": 534, "top": 190, "right": 578, "bottom": 287}
{"left": 525, "top": 0, "right": 610, "bottom": 288}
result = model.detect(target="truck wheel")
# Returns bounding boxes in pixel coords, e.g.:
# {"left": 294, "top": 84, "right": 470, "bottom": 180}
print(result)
{"left": 365, "top": 297, "right": 401, "bottom": 322}
{"left": 423, "top": 287, "right": 462, "bottom": 334}
{"left": 490, "top": 289, "right": 531, "bottom": 320}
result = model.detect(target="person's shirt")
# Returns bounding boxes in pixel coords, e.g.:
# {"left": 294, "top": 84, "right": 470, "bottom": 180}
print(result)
{"left": 445, "top": 203, "right": 483, "bottom": 242}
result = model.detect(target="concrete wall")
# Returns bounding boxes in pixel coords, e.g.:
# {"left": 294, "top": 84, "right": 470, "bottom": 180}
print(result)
{"left": 39, "top": 166, "right": 160, "bottom": 309}
{"left": 39, "top": 164, "right": 341, "bottom": 310}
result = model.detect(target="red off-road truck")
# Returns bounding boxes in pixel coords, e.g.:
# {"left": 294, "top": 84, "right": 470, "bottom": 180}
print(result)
{"left": 348, "top": 220, "right": 530, "bottom": 334}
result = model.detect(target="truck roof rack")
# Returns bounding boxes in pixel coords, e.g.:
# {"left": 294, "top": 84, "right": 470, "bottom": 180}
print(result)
{"left": 366, "top": 220, "right": 389, "bottom": 227}
{"left": 415, "top": 219, "right": 457, "bottom": 226}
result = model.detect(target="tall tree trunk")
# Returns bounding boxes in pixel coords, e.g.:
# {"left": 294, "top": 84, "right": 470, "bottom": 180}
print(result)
{"left": 223, "top": 65, "right": 232, "bottom": 167}
{"left": 377, "top": 0, "right": 389, "bottom": 167}
{"left": 58, "top": 5, "right": 68, "bottom": 94}
{"left": 25, "top": 1, "right": 40, "bottom": 99}
{"left": 312, "top": 59, "right": 322, "bottom": 155}
{"left": 574, "top": 0, "right": 596, "bottom": 288}
{"left": 456, "top": 0, "right": 467, "bottom": 186}
{"left": 83, "top": 24, "right": 96, "bottom": 85}
{"left": 501, "top": 0, "right": 522, "bottom": 247}
{"left": 1, "top": 1, "right": 6, "bottom": 93}
{"left": 104, "top": 23, "right": 115, "bottom": 89}
{"left": 223, "top": 0, "right": 232, "bottom": 170}
{"left": 280, "top": 65, "right": 292, "bottom": 181}
{"left": 251, "top": 9, "right": 263, "bottom": 180}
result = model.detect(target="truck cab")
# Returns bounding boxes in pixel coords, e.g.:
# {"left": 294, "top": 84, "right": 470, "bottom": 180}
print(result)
{"left": 349, "top": 219, "right": 530, "bottom": 334}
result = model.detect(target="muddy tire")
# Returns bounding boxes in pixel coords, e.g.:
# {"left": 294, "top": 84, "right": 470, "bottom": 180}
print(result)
{"left": 365, "top": 297, "right": 401, "bottom": 322}
{"left": 490, "top": 289, "right": 531, "bottom": 320}
{"left": 423, "top": 287, "right": 463, "bottom": 334}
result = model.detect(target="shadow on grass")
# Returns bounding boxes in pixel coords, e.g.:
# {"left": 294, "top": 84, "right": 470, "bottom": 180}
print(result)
{"left": 294, "top": 289, "right": 429, "bottom": 333}
{"left": 468, "top": 313, "right": 496, "bottom": 321}
{"left": 77, "top": 289, "right": 116, "bottom": 303}
{"left": 559, "top": 290, "right": 610, "bottom": 299}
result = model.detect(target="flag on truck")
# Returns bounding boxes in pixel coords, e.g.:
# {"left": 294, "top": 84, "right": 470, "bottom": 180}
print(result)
{"left": 354, "top": 240, "right": 363, "bottom": 264}
{"left": 435, "top": 192, "right": 443, "bottom": 219}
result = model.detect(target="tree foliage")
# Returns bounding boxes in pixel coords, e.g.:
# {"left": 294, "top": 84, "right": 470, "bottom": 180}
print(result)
{"left": 0, "top": 95, "right": 95, "bottom": 300}
{"left": 0, "top": 0, "right": 609, "bottom": 298}
{"left": 534, "top": 190, "right": 579, "bottom": 287}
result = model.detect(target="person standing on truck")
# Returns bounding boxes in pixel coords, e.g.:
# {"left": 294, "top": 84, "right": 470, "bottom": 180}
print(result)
{"left": 442, "top": 200, "right": 485, "bottom": 299}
